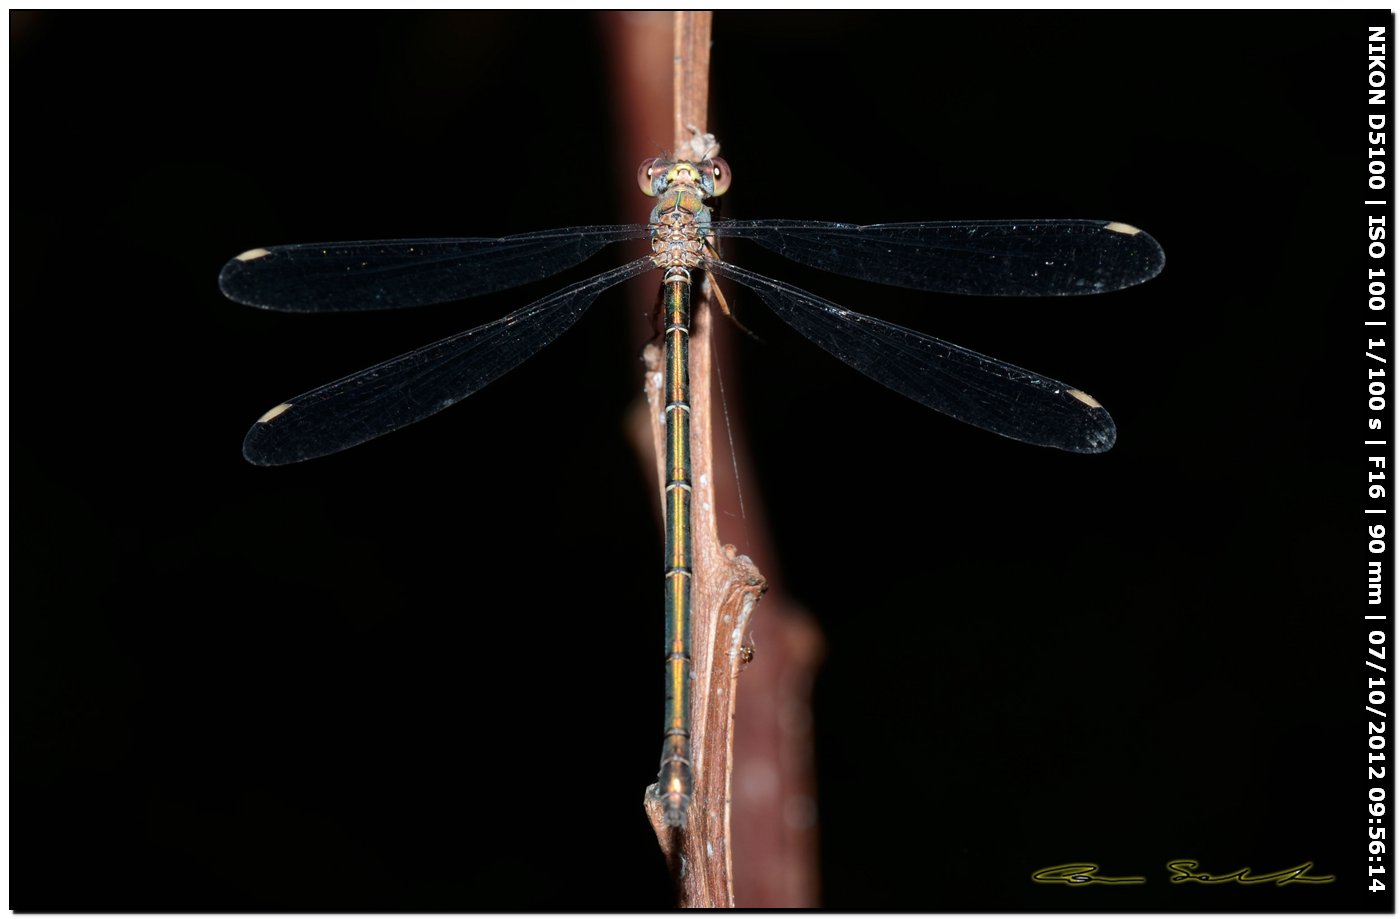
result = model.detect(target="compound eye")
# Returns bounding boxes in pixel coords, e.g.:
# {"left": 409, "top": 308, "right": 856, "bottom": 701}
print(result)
{"left": 637, "top": 158, "right": 662, "bottom": 196}
{"left": 708, "top": 157, "right": 731, "bottom": 196}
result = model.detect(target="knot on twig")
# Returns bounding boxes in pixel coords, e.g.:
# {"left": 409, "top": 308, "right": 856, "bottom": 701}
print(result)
{"left": 682, "top": 125, "right": 721, "bottom": 162}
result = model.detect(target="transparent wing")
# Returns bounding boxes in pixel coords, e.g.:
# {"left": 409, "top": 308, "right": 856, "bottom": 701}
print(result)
{"left": 704, "top": 258, "right": 1116, "bottom": 453}
{"left": 219, "top": 225, "right": 650, "bottom": 312}
{"left": 243, "top": 257, "right": 657, "bottom": 465}
{"left": 712, "top": 219, "right": 1163, "bottom": 297}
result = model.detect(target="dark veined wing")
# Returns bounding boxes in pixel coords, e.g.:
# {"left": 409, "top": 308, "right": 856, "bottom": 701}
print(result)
{"left": 704, "top": 258, "right": 1116, "bottom": 453}
{"left": 243, "top": 257, "right": 657, "bottom": 465}
{"left": 220, "top": 225, "right": 649, "bottom": 312}
{"left": 712, "top": 219, "right": 1163, "bottom": 297}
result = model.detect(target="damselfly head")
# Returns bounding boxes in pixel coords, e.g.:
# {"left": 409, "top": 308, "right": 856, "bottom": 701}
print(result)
{"left": 637, "top": 156, "right": 731, "bottom": 199}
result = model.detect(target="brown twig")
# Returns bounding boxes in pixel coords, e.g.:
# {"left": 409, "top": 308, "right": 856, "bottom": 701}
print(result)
{"left": 604, "top": 10, "right": 822, "bottom": 907}
{"left": 640, "top": 306, "right": 764, "bottom": 907}
{"left": 637, "top": 13, "right": 768, "bottom": 908}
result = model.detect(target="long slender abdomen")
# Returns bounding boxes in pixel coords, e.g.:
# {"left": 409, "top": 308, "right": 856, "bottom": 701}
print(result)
{"left": 657, "top": 267, "right": 694, "bottom": 827}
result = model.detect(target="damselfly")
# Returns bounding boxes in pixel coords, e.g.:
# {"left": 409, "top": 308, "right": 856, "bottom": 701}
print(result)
{"left": 220, "top": 144, "right": 1163, "bottom": 827}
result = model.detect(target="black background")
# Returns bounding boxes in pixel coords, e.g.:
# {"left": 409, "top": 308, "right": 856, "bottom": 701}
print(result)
{"left": 11, "top": 10, "right": 1391, "bottom": 911}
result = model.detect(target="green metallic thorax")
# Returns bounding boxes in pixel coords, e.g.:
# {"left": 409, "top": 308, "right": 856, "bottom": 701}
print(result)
{"left": 648, "top": 184, "right": 713, "bottom": 272}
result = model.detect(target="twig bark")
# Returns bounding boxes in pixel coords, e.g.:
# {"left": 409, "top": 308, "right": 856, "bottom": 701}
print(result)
{"left": 603, "top": 10, "right": 822, "bottom": 907}
{"left": 638, "top": 13, "right": 766, "bottom": 908}
{"left": 640, "top": 302, "right": 764, "bottom": 907}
